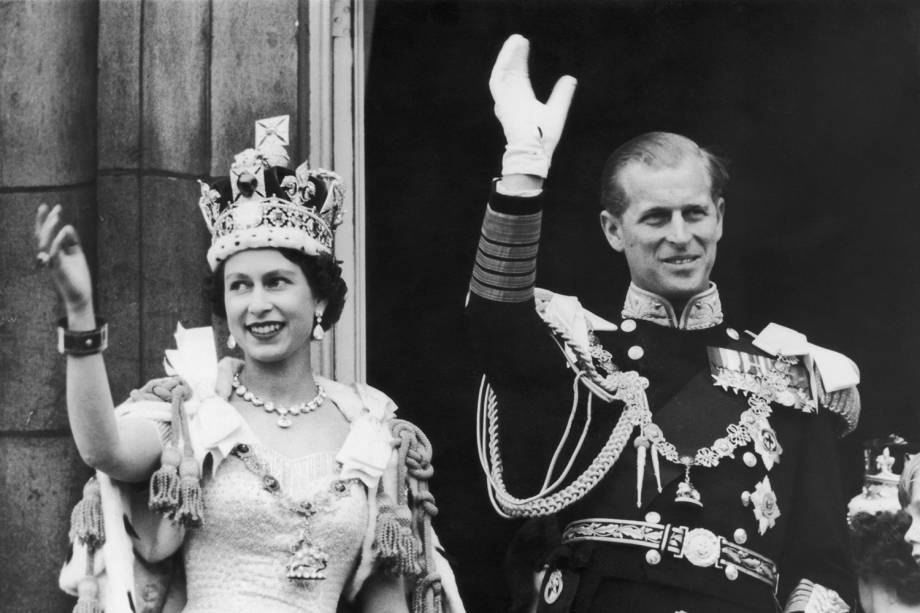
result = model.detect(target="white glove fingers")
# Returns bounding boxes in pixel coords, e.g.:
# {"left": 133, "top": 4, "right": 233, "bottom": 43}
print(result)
{"left": 546, "top": 75, "right": 578, "bottom": 122}
{"left": 490, "top": 34, "right": 535, "bottom": 101}
{"left": 491, "top": 34, "right": 530, "bottom": 80}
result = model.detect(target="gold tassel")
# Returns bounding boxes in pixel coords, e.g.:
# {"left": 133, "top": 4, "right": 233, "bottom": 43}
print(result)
{"left": 397, "top": 520, "right": 420, "bottom": 576}
{"left": 173, "top": 456, "right": 203, "bottom": 527}
{"left": 374, "top": 504, "right": 401, "bottom": 559}
{"left": 168, "top": 391, "right": 204, "bottom": 527}
{"left": 373, "top": 504, "right": 420, "bottom": 576}
{"left": 148, "top": 445, "right": 181, "bottom": 512}
{"left": 72, "top": 575, "right": 103, "bottom": 613}
{"left": 73, "top": 547, "right": 103, "bottom": 613}
{"left": 70, "top": 478, "right": 105, "bottom": 550}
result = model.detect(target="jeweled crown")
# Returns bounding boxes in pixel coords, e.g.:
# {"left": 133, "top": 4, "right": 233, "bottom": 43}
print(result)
{"left": 198, "top": 115, "right": 345, "bottom": 271}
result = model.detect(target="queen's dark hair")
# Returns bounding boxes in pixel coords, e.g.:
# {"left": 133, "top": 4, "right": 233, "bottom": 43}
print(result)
{"left": 205, "top": 248, "right": 347, "bottom": 330}
{"left": 850, "top": 511, "right": 920, "bottom": 605}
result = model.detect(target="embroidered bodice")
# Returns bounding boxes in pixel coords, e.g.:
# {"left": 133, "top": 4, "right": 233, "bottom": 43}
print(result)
{"left": 621, "top": 282, "right": 723, "bottom": 330}
{"left": 182, "top": 444, "right": 368, "bottom": 613}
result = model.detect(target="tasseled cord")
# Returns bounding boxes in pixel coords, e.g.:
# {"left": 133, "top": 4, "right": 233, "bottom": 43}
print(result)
{"left": 69, "top": 477, "right": 105, "bottom": 613}
{"left": 148, "top": 386, "right": 203, "bottom": 527}
{"left": 374, "top": 499, "right": 420, "bottom": 576}
{"left": 389, "top": 420, "right": 444, "bottom": 613}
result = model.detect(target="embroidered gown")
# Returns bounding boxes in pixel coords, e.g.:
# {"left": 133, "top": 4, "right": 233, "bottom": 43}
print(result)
{"left": 182, "top": 442, "right": 368, "bottom": 613}
{"left": 145, "top": 379, "right": 388, "bottom": 613}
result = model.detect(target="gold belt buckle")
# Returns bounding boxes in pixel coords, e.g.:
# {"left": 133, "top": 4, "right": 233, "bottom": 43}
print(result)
{"left": 680, "top": 528, "right": 721, "bottom": 568}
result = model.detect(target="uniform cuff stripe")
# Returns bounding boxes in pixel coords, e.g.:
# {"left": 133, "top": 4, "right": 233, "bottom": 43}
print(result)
{"left": 469, "top": 278, "right": 534, "bottom": 303}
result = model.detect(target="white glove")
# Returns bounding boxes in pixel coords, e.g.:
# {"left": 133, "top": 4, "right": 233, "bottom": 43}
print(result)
{"left": 490, "top": 35, "right": 577, "bottom": 178}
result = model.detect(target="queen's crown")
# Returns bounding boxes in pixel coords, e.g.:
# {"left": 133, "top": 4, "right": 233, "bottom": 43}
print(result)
{"left": 198, "top": 115, "right": 345, "bottom": 270}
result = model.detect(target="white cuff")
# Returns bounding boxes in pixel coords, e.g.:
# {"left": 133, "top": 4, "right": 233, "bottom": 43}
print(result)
{"left": 501, "top": 144, "right": 550, "bottom": 178}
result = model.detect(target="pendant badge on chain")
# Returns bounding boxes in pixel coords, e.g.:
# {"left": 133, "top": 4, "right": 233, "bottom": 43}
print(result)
{"left": 286, "top": 500, "right": 328, "bottom": 581}
{"left": 288, "top": 529, "right": 329, "bottom": 581}
{"left": 674, "top": 463, "right": 703, "bottom": 507}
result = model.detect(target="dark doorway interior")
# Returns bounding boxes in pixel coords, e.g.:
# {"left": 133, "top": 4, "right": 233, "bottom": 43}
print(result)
{"left": 366, "top": 2, "right": 920, "bottom": 610}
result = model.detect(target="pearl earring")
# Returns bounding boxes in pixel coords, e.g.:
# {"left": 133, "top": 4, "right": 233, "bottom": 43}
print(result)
{"left": 312, "top": 313, "right": 324, "bottom": 341}
{"left": 227, "top": 334, "right": 237, "bottom": 350}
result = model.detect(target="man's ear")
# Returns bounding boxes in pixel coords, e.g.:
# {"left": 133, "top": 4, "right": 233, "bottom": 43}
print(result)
{"left": 600, "top": 209, "right": 625, "bottom": 252}
{"left": 714, "top": 197, "right": 725, "bottom": 242}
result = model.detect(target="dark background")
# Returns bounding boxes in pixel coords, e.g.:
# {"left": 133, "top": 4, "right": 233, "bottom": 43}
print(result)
{"left": 365, "top": 1, "right": 920, "bottom": 610}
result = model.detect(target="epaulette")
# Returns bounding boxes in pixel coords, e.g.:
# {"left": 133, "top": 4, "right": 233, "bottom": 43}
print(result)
{"left": 750, "top": 323, "right": 860, "bottom": 435}
{"left": 710, "top": 323, "right": 861, "bottom": 436}
{"left": 533, "top": 288, "right": 621, "bottom": 402}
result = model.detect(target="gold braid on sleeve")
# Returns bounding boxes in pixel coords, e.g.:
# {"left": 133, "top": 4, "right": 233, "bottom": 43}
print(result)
{"left": 783, "top": 579, "right": 850, "bottom": 613}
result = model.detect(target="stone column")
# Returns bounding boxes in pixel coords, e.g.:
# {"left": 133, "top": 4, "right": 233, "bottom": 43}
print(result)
{"left": 0, "top": 1, "right": 99, "bottom": 610}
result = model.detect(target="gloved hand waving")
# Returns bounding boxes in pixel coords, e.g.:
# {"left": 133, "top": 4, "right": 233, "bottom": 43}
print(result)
{"left": 490, "top": 34, "right": 577, "bottom": 178}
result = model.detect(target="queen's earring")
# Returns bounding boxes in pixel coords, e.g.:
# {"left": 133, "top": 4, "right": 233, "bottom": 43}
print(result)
{"left": 227, "top": 334, "right": 237, "bottom": 350}
{"left": 312, "top": 313, "right": 324, "bottom": 341}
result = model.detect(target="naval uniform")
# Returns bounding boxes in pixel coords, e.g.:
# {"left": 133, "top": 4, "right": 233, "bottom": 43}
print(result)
{"left": 467, "top": 187, "right": 859, "bottom": 613}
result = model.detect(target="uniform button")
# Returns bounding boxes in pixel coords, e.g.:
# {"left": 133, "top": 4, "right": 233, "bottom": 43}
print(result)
{"left": 645, "top": 511, "right": 661, "bottom": 524}
{"left": 620, "top": 319, "right": 637, "bottom": 332}
{"left": 645, "top": 550, "right": 661, "bottom": 565}
{"left": 743, "top": 452, "right": 757, "bottom": 467}
{"left": 725, "top": 564, "right": 739, "bottom": 581}
{"left": 733, "top": 528, "right": 748, "bottom": 544}
{"left": 628, "top": 345, "right": 645, "bottom": 360}
{"left": 726, "top": 328, "right": 740, "bottom": 340}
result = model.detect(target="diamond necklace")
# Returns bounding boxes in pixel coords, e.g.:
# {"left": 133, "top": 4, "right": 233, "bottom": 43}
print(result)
{"left": 231, "top": 372, "right": 326, "bottom": 429}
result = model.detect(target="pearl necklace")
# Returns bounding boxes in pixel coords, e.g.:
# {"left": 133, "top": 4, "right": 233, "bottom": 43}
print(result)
{"left": 231, "top": 372, "right": 326, "bottom": 429}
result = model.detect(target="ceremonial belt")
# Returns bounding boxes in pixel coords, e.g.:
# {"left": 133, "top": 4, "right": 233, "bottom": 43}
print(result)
{"left": 562, "top": 518, "right": 778, "bottom": 589}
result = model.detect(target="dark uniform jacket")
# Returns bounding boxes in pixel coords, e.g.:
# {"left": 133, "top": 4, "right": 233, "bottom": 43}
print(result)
{"left": 467, "top": 188, "right": 859, "bottom": 613}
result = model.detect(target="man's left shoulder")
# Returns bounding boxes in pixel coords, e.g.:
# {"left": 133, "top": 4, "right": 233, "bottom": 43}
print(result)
{"left": 713, "top": 321, "right": 861, "bottom": 436}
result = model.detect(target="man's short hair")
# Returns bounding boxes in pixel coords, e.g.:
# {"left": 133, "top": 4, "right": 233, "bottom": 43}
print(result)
{"left": 599, "top": 132, "right": 729, "bottom": 217}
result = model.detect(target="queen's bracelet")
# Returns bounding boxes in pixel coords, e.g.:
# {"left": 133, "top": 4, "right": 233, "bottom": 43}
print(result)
{"left": 57, "top": 317, "right": 108, "bottom": 356}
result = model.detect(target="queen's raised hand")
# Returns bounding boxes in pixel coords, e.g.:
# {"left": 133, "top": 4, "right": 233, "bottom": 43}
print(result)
{"left": 34, "top": 203, "right": 95, "bottom": 319}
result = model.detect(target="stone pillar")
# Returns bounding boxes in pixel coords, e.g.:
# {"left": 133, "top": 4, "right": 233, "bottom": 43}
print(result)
{"left": 0, "top": 1, "right": 99, "bottom": 610}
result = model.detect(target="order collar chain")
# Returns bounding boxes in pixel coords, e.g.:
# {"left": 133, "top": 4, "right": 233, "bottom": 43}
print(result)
{"left": 230, "top": 443, "right": 358, "bottom": 582}
{"left": 232, "top": 372, "right": 326, "bottom": 429}
{"left": 627, "top": 354, "right": 795, "bottom": 508}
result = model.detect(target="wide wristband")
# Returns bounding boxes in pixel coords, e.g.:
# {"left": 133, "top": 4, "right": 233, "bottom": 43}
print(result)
{"left": 57, "top": 317, "right": 108, "bottom": 356}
